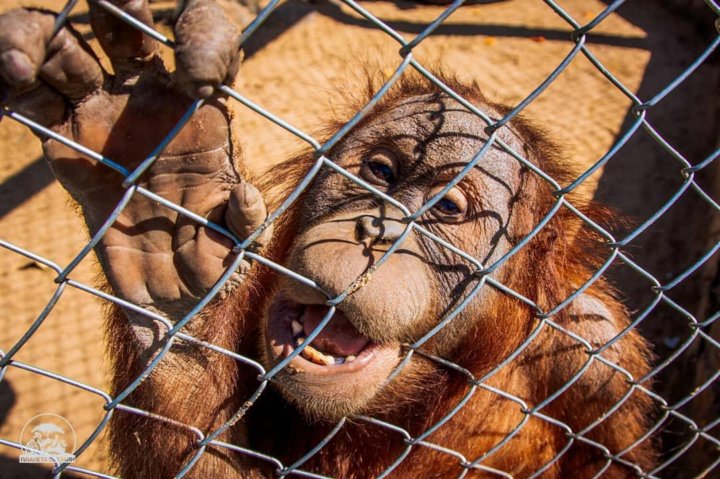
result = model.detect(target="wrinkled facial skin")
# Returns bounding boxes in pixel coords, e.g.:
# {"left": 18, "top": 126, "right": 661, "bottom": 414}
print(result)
{"left": 262, "top": 94, "right": 532, "bottom": 420}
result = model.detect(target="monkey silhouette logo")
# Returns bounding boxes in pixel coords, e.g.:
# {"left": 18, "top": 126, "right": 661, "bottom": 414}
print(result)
{"left": 19, "top": 414, "right": 76, "bottom": 464}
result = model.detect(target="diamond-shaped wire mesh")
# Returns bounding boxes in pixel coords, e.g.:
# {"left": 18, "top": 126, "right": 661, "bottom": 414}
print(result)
{"left": 0, "top": 0, "right": 719, "bottom": 477}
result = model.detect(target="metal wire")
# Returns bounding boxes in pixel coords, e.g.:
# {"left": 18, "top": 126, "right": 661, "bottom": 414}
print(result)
{"left": 0, "top": 0, "right": 719, "bottom": 477}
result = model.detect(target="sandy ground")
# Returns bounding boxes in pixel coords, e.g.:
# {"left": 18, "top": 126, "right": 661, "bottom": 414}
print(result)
{"left": 0, "top": 0, "right": 718, "bottom": 476}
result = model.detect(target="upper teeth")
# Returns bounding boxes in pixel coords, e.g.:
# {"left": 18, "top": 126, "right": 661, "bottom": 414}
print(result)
{"left": 291, "top": 320, "right": 303, "bottom": 336}
{"left": 291, "top": 319, "right": 358, "bottom": 366}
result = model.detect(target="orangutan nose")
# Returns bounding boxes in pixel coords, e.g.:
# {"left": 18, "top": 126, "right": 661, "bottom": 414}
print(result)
{"left": 358, "top": 216, "right": 406, "bottom": 244}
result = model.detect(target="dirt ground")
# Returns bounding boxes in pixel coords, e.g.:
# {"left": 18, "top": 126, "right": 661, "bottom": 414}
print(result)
{"left": 0, "top": 0, "right": 718, "bottom": 477}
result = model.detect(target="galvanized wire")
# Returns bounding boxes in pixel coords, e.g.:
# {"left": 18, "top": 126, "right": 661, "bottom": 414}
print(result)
{"left": 0, "top": 0, "right": 719, "bottom": 478}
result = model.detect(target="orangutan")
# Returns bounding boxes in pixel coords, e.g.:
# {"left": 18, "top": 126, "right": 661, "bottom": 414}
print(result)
{"left": 0, "top": 1, "right": 655, "bottom": 477}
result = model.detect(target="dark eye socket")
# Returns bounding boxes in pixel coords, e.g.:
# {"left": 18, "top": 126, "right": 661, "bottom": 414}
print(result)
{"left": 362, "top": 150, "right": 398, "bottom": 185}
{"left": 368, "top": 161, "right": 395, "bottom": 183}
{"left": 436, "top": 197, "right": 461, "bottom": 215}
{"left": 427, "top": 186, "right": 468, "bottom": 221}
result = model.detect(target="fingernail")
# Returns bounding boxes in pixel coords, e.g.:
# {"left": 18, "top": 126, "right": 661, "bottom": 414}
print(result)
{"left": 195, "top": 84, "right": 214, "bottom": 99}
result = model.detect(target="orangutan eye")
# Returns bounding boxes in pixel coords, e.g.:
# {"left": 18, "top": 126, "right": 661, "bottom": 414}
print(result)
{"left": 369, "top": 162, "right": 395, "bottom": 183}
{"left": 362, "top": 150, "right": 398, "bottom": 186}
{"left": 428, "top": 186, "right": 468, "bottom": 221}
{"left": 437, "top": 197, "right": 461, "bottom": 215}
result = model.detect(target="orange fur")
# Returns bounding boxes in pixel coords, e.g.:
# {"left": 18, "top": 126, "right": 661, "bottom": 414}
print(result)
{"left": 105, "top": 72, "right": 656, "bottom": 478}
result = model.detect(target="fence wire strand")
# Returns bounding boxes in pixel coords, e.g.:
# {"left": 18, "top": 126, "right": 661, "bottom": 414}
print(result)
{"left": 0, "top": 0, "right": 719, "bottom": 477}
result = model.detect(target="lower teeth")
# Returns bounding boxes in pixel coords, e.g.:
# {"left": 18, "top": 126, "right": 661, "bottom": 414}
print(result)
{"left": 300, "top": 343, "right": 335, "bottom": 366}
{"left": 294, "top": 333, "right": 357, "bottom": 366}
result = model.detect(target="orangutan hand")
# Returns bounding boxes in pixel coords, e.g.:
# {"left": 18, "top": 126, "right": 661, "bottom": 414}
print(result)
{"left": 0, "top": 0, "right": 271, "bottom": 320}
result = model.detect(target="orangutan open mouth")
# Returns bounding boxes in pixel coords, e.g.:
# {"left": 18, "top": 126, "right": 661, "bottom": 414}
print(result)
{"left": 266, "top": 295, "right": 388, "bottom": 375}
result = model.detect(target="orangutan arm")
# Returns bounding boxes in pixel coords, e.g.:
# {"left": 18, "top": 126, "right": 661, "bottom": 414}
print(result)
{"left": 0, "top": 2, "right": 270, "bottom": 476}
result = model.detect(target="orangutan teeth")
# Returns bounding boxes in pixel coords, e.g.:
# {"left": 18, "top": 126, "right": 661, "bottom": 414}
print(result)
{"left": 292, "top": 322, "right": 359, "bottom": 366}
{"left": 301, "top": 344, "right": 336, "bottom": 366}
{"left": 291, "top": 320, "right": 304, "bottom": 336}
{"left": 319, "top": 354, "right": 336, "bottom": 366}
{"left": 299, "top": 345, "right": 360, "bottom": 366}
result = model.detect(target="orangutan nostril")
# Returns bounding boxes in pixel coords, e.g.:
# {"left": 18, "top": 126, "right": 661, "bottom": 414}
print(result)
{"left": 357, "top": 216, "right": 404, "bottom": 244}
{"left": 360, "top": 216, "right": 382, "bottom": 238}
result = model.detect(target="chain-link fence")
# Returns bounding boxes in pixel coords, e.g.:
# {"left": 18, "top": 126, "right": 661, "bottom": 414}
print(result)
{"left": 1, "top": 0, "right": 719, "bottom": 477}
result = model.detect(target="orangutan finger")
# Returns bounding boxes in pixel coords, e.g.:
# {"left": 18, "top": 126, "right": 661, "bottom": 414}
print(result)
{"left": 41, "top": 25, "right": 105, "bottom": 103}
{"left": 7, "top": 83, "right": 67, "bottom": 128}
{"left": 226, "top": 182, "right": 273, "bottom": 248}
{"left": 174, "top": 0, "right": 241, "bottom": 99}
{"left": 0, "top": 10, "right": 51, "bottom": 89}
{"left": 0, "top": 9, "right": 103, "bottom": 117}
{"left": 88, "top": 0, "right": 157, "bottom": 75}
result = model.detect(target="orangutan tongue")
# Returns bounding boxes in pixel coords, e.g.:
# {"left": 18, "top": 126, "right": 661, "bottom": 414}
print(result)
{"left": 301, "top": 305, "right": 369, "bottom": 357}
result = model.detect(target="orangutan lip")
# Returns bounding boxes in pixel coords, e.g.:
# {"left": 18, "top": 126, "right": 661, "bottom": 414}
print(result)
{"left": 267, "top": 296, "right": 380, "bottom": 374}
